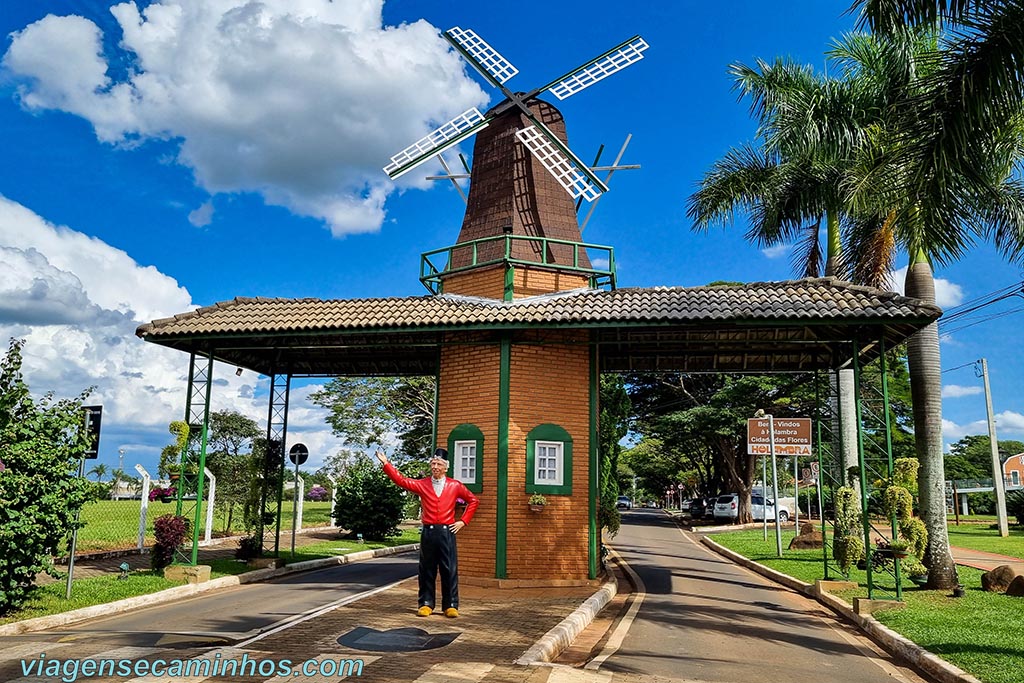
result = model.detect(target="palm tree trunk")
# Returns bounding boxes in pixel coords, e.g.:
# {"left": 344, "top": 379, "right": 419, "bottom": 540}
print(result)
{"left": 905, "top": 252, "right": 957, "bottom": 589}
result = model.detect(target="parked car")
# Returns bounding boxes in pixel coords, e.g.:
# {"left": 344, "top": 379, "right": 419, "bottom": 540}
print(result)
{"left": 713, "top": 493, "right": 790, "bottom": 522}
{"left": 703, "top": 497, "right": 716, "bottom": 519}
{"left": 689, "top": 497, "right": 708, "bottom": 518}
{"left": 616, "top": 495, "right": 632, "bottom": 510}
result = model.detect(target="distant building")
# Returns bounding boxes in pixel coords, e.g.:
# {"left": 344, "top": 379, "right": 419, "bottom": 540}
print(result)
{"left": 1003, "top": 453, "right": 1024, "bottom": 488}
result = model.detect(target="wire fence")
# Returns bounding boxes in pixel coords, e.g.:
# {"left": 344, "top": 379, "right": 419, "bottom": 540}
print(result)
{"left": 67, "top": 497, "right": 335, "bottom": 556}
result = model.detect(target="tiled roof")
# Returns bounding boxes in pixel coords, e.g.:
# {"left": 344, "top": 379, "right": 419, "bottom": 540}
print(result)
{"left": 137, "top": 278, "right": 939, "bottom": 338}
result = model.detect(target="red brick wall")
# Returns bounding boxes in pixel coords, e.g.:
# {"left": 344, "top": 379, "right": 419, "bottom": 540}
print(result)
{"left": 512, "top": 268, "right": 590, "bottom": 299}
{"left": 435, "top": 330, "right": 593, "bottom": 582}
{"left": 441, "top": 266, "right": 505, "bottom": 300}
{"left": 437, "top": 334, "right": 500, "bottom": 578}
{"left": 506, "top": 331, "right": 591, "bottom": 580}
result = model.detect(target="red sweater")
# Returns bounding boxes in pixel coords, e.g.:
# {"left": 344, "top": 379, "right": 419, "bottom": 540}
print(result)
{"left": 383, "top": 463, "right": 479, "bottom": 525}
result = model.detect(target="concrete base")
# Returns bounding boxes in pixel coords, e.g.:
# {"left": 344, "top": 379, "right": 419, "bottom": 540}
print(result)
{"left": 853, "top": 597, "right": 905, "bottom": 615}
{"left": 163, "top": 565, "right": 212, "bottom": 584}
{"left": 249, "top": 557, "right": 285, "bottom": 569}
{"left": 816, "top": 580, "right": 858, "bottom": 594}
{"left": 462, "top": 575, "right": 606, "bottom": 589}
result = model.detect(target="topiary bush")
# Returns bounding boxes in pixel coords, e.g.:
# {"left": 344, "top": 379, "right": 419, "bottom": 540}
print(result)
{"left": 832, "top": 486, "right": 863, "bottom": 577}
{"left": 1007, "top": 490, "right": 1024, "bottom": 526}
{"left": 0, "top": 339, "right": 93, "bottom": 614}
{"left": 333, "top": 456, "right": 405, "bottom": 540}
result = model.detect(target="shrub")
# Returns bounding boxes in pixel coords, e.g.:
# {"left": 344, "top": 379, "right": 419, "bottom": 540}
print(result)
{"left": 306, "top": 484, "right": 329, "bottom": 501}
{"left": 333, "top": 457, "right": 404, "bottom": 540}
{"left": 1008, "top": 490, "right": 1024, "bottom": 526}
{"left": 151, "top": 514, "right": 190, "bottom": 570}
{"left": 0, "top": 339, "right": 94, "bottom": 614}
{"left": 235, "top": 535, "right": 262, "bottom": 561}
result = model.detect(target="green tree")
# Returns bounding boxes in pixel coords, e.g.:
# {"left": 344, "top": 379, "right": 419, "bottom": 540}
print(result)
{"left": 310, "top": 377, "right": 435, "bottom": 460}
{"left": 946, "top": 435, "right": 1024, "bottom": 480}
{"left": 689, "top": 27, "right": 1024, "bottom": 587}
{"left": 598, "top": 375, "right": 630, "bottom": 537}
{"left": 854, "top": 1, "right": 1024, "bottom": 200}
{"left": 0, "top": 339, "right": 93, "bottom": 613}
{"left": 206, "top": 410, "right": 263, "bottom": 533}
{"left": 87, "top": 463, "right": 108, "bottom": 482}
{"left": 332, "top": 455, "right": 405, "bottom": 539}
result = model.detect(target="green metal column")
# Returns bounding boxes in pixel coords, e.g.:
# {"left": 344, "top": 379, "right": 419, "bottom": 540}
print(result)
{"left": 879, "top": 338, "right": 902, "bottom": 599}
{"left": 259, "top": 372, "right": 290, "bottom": 557}
{"left": 851, "top": 340, "right": 875, "bottom": 598}
{"left": 178, "top": 352, "right": 213, "bottom": 566}
{"left": 495, "top": 335, "right": 511, "bottom": 578}
{"left": 817, "top": 370, "right": 830, "bottom": 580}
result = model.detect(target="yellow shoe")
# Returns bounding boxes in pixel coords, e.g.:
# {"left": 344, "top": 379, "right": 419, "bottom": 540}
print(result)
{"left": 417, "top": 606, "right": 433, "bottom": 617}
{"left": 444, "top": 608, "right": 459, "bottom": 618}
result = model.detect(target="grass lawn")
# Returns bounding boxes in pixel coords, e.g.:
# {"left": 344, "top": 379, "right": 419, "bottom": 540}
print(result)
{"left": 709, "top": 528, "right": 1024, "bottom": 683}
{"left": 3, "top": 527, "right": 419, "bottom": 626}
{"left": 75, "top": 500, "right": 335, "bottom": 552}
{"left": 946, "top": 524, "right": 1024, "bottom": 559}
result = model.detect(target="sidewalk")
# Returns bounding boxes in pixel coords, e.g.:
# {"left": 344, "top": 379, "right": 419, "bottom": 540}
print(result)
{"left": 38, "top": 526, "right": 351, "bottom": 584}
{"left": 950, "top": 545, "right": 1024, "bottom": 571}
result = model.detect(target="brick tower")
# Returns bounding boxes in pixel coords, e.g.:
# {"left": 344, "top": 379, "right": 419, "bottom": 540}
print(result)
{"left": 432, "top": 97, "right": 606, "bottom": 585}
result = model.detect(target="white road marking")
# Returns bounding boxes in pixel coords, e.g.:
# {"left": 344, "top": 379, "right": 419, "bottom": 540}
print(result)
{"left": 585, "top": 548, "right": 645, "bottom": 671}
{"left": 234, "top": 578, "right": 408, "bottom": 648}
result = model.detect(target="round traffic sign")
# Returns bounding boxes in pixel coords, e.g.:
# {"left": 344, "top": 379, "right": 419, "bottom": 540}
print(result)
{"left": 289, "top": 443, "right": 309, "bottom": 465}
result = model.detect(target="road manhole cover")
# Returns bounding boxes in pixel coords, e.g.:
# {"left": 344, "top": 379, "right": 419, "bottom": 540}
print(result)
{"left": 337, "top": 627, "right": 460, "bottom": 652}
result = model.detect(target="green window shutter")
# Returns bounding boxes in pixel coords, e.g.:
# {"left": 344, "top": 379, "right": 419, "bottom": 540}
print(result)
{"left": 526, "top": 423, "right": 573, "bottom": 495}
{"left": 447, "top": 423, "right": 484, "bottom": 493}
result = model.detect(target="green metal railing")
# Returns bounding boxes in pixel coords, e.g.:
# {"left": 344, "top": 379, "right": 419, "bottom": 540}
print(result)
{"left": 419, "top": 234, "right": 615, "bottom": 294}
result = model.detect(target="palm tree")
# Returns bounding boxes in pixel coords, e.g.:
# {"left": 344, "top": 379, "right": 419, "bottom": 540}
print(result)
{"left": 853, "top": 1, "right": 1024, "bottom": 166}
{"left": 87, "top": 463, "right": 108, "bottom": 482}
{"left": 689, "top": 29, "right": 1024, "bottom": 587}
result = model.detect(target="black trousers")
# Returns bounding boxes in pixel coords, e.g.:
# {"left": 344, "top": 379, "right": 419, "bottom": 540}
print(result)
{"left": 419, "top": 524, "right": 459, "bottom": 610}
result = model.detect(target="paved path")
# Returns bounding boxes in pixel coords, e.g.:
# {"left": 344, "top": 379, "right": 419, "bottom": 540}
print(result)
{"left": 4, "top": 515, "right": 946, "bottom": 683}
{"left": 950, "top": 545, "right": 1024, "bottom": 571}
{"left": 595, "top": 509, "right": 927, "bottom": 683}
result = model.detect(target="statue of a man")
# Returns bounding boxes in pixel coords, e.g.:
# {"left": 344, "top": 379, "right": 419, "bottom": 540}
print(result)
{"left": 376, "top": 447, "right": 479, "bottom": 617}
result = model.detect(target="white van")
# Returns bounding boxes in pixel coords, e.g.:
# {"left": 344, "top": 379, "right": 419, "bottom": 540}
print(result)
{"left": 713, "top": 493, "right": 790, "bottom": 522}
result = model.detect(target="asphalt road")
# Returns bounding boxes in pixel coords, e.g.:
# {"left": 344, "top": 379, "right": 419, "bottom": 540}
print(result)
{"left": 600, "top": 509, "right": 928, "bottom": 683}
{"left": 59, "top": 554, "right": 418, "bottom": 647}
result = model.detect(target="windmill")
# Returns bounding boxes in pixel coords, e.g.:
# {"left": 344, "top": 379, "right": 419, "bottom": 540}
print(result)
{"left": 383, "top": 27, "right": 648, "bottom": 203}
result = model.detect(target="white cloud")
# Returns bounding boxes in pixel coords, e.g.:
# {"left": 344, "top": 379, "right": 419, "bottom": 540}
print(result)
{"left": 942, "top": 384, "right": 983, "bottom": 399}
{"left": 761, "top": 244, "right": 791, "bottom": 260}
{"left": 890, "top": 266, "right": 964, "bottom": 308}
{"left": 2, "top": 1, "right": 487, "bottom": 235}
{"left": 188, "top": 200, "right": 214, "bottom": 228}
{"left": 995, "top": 411, "right": 1024, "bottom": 435}
{"left": 942, "top": 411, "right": 1024, "bottom": 443}
{"left": 0, "top": 196, "right": 347, "bottom": 469}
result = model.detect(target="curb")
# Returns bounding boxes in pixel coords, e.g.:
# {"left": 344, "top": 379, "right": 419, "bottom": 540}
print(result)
{"left": 0, "top": 543, "right": 419, "bottom": 637}
{"left": 699, "top": 536, "right": 982, "bottom": 683}
{"left": 514, "top": 573, "right": 618, "bottom": 665}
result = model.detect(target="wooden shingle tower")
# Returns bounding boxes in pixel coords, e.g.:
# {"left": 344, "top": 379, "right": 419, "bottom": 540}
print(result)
{"left": 384, "top": 28, "right": 648, "bottom": 584}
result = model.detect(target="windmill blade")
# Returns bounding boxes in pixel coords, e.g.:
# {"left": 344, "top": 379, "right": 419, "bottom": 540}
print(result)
{"left": 542, "top": 36, "right": 649, "bottom": 101}
{"left": 445, "top": 27, "right": 519, "bottom": 88}
{"left": 515, "top": 126, "right": 603, "bottom": 202}
{"left": 384, "top": 108, "right": 490, "bottom": 179}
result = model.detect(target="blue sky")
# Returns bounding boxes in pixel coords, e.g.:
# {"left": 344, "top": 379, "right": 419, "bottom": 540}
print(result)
{"left": 1, "top": 0, "right": 1022, "bottom": 477}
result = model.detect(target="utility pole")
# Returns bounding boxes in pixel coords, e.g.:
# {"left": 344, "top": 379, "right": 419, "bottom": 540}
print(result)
{"left": 980, "top": 358, "right": 1009, "bottom": 536}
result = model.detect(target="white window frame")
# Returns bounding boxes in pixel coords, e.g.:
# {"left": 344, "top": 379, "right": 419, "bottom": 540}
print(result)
{"left": 454, "top": 440, "right": 477, "bottom": 485}
{"left": 1012, "top": 470, "right": 1020, "bottom": 487}
{"left": 534, "top": 441, "right": 564, "bottom": 487}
